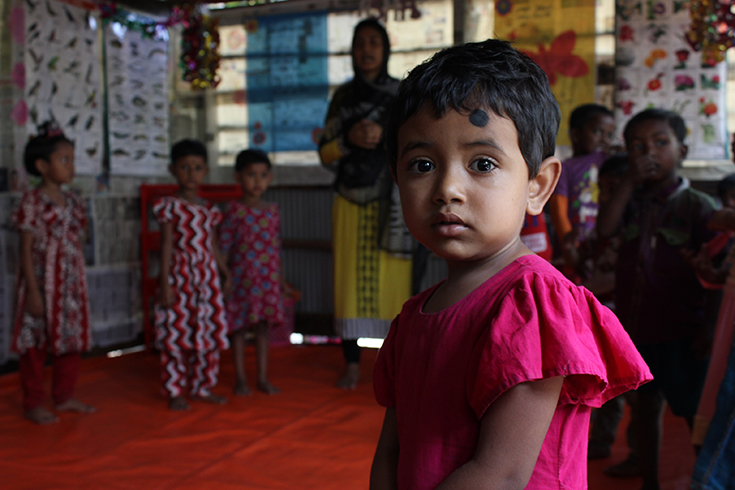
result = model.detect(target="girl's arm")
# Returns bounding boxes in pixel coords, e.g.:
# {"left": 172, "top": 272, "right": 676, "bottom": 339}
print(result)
{"left": 435, "top": 376, "right": 564, "bottom": 490}
{"left": 20, "top": 231, "right": 44, "bottom": 318}
{"left": 158, "top": 222, "right": 174, "bottom": 307}
{"left": 211, "top": 233, "right": 232, "bottom": 298}
{"left": 370, "top": 407, "right": 399, "bottom": 490}
{"left": 548, "top": 195, "right": 572, "bottom": 243}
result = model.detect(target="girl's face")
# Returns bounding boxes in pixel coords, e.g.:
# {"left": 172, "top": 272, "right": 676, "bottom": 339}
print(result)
{"left": 37, "top": 142, "right": 75, "bottom": 185}
{"left": 170, "top": 155, "right": 208, "bottom": 192}
{"left": 394, "top": 107, "right": 552, "bottom": 266}
{"left": 571, "top": 113, "right": 616, "bottom": 156}
{"left": 235, "top": 162, "right": 272, "bottom": 200}
{"left": 353, "top": 26, "right": 384, "bottom": 81}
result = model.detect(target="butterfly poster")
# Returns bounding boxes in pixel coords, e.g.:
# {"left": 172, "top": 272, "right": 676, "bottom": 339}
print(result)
{"left": 24, "top": 0, "right": 104, "bottom": 175}
{"left": 615, "top": 0, "right": 727, "bottom": 160}
{"left": 494, "top": 0, "right": 596, "bottom": 147}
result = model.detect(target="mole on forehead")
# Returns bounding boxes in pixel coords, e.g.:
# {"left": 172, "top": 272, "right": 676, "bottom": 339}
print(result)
{"left": 469, "top": 109, "right": 489, "bottom": 128}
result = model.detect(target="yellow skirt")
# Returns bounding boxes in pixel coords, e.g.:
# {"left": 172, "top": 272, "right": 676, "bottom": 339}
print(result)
{"left": 332, "top": 195, "right": 412, "bottom": 339}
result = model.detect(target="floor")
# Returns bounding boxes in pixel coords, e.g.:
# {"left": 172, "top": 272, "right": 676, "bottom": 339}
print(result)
{"left": 0, "top": 344, "right": 697, "bottom": 490}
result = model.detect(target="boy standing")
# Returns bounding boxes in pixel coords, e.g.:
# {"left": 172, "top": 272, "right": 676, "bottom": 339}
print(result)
{"left": 597, "top": 109, "right": 717, "bottom": 490}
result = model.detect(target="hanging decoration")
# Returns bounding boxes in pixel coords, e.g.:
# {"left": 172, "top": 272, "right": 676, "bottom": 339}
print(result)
{"left": 180, "top": 6, "right": 221, "bottom": 90}
{"left": 99, "top": 3, "right": 221, "bottom": 89}
{"left": 686, "top": 0, "right": 735, "bottom": 63}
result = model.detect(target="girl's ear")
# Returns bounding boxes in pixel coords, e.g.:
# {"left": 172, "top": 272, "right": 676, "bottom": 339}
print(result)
{"left": 527, "top": 156, "right": 561, "bottom": 216}
{"left": 35, "top": 158, "right": 48, "bottom": 176}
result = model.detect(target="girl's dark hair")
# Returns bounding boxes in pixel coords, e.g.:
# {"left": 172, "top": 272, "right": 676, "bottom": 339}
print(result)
{"left": 23, "top": 121, "right": 73, "bottom": 177}
{"left": 171, "top": 138, "right": 208, "bottom": 165}
{"left": 235, "top": 149, "right": 271, "bottom": 172}
{"left": 717, "top": 173, "right": 735, "bottom": 201}
{"left": 599, "top": 153, "right": 629, "bottom": 178}
{"left": 569, "top": 103, "right": 614, "bottom": 131}
{"left": 385, "top": 39, "right": 560, "bottom": 179}
{"left": 352, "top": 18, "right": 391, "bottom": 83}
{"left": 623, "top": 108, "right": 687, "bottom": 145}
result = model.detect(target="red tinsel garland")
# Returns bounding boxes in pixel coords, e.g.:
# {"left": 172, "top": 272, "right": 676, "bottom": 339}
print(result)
{"left": 686, "top": 0, "right": 735, "bottom": 63}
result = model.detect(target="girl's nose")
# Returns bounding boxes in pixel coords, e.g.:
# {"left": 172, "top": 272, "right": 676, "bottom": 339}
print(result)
{"left": 432, "top": 166, "right": 465, "bottom": 205}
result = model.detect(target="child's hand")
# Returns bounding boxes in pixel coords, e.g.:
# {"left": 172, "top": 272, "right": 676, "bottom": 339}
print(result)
{"left": 626, "top": 154, "right": 657, "bottom": 185}
{"left": 159, "top": 282, "right": 174, "bottom": 307}
{"left": 221, "top": 270, "right": 233, "bottom": 299}
{"left": 348, "top": 119, "right": 383, "bottom": 149}
{"left": 26, "top": 289, "right": 44, "bottom": 318}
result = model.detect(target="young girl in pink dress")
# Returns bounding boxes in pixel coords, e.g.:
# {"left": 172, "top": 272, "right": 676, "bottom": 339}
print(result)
{"left": 154, "top": 139, "right": 231, "bottom": 411}
{"left": 220, "top": 149, "right": 283, "bottom": 396}
{"left": 370, "top": 40, "right": 653, "bottom": 489}
{"left": 13, "top": 122, "right": 95, "bottom": 425}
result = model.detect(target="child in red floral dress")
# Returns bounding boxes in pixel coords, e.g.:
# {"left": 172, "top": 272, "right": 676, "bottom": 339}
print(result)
{"left": 13, "top": 122, "right": 95, "bottom": 424}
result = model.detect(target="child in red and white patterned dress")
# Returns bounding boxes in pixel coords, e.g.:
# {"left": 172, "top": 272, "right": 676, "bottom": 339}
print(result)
{"left": 219, "top": 149, "right": 284, "bottom": 396}
{"left": 12, "top": 122, "right": 96, "bottom": 425}
{"left": 154, "top": 139, "right": 231, "bottom": 411}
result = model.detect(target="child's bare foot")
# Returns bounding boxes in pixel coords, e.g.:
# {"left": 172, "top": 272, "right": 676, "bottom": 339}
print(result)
{"left": 257, "top": 380, "right": 280, "bottom": 395}
{"left": 233, "top": 382, "right": 252, "bottom": 396}
{"left": 24, "top": 406, "right": 59, "bottom": 425}
{"left": 55, "top": 398, "right": 96, "bottom": 414}
{"left": 168, "top": 396, "right": 191, "bottom": 411}
{"left": 192, "top": 393, "right": 228, "bottom": 405}
{"left": 335, "top": 363, "right": 360, "bottom": 390}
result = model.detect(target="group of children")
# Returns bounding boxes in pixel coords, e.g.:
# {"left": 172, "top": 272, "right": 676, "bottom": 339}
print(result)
{"left": 13, "top": 130, "right": 284, "bottom": 421}
{"left": 10, "top": 29, "right": 735, "bottom": 490}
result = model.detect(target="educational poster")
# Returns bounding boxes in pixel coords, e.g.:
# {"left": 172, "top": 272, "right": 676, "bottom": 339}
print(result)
{"left": 494, "top": 0, "right": 596, "bottom": 146}
{"left": 615, "top": 0, "right": 728, "bottom": 160}
{"left": 24, "top": 0, "right": 103, "bottom": 175}
{"left": 245, "top": 12, "right": 329, "bottom": 155}
{"left": 105, "top": 22, "right": 170, "bottom": 176}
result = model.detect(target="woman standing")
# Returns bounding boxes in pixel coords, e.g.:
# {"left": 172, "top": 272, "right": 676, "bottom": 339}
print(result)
{"left": 319, "top": 18, "right": 412, "bottom": 390}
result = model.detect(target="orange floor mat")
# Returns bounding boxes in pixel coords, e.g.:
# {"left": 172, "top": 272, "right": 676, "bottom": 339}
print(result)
{"left": 0, "top": 345, "right": 696, "bottom": 490}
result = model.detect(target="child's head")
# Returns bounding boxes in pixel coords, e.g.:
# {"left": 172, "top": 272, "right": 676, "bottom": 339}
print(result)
{"left": 385, "top": 39, "right": 560, "bottom": 179}
{"left": 169, "top": 138, "right": 208, "bottom": 191}
{"left": 386, "top": 40, "right": 562, "bottom": 262}
{"left": 623, "top": 109, "right": 687, "bottom": 185}
{"left": 598, "top": 153, "right": 628, "bottom": 205}
{"left": 568, "top": 103, "right": 615, "bottom": 157}
{"left": 234, "top": 149, "right": 273, "bottom": 200}
{"left": 352, "top": 18, "right": 391, "bottom": 82}
{"left": 24, "top": 121, "right": 75, "bottom": 184}
{"left": 717, "top": 173, "right": 735, "bottom": 209}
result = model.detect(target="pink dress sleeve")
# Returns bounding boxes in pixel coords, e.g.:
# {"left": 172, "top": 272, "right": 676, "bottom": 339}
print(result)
{"left": 373, "top": 315, "right": 400, "bottom": 408}
{"left": 218, "top": 202, "right": 236, "bottom": 259}
{"left": 467, "top": 273, "right": 652, "bottom": 419}
{"left": 12, "top": 191, "right": 38, "bottom": 233}
{"left": 153, "top": 197, "right": 174, "bottom": 224}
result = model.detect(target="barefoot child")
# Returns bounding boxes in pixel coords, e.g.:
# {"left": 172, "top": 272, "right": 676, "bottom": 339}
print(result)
{"left": 154, "top": 139, "right": 231, "bottom": 411}
{"left": 370, "top": 40, "right": 652, "bottom": 489}
{"left": 12, "top": 121, "right": 96, "bottom": 424}
{"left": 219, "top": 149, "right": 283, "bottom": 395}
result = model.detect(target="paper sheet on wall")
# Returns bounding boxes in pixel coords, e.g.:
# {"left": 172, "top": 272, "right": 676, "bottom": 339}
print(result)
{"left": 494, "top": 0, "right": 597, "bottom": 147}
{"left": 24, "top": 0, "right": 103, "bottom": 175}
{"left": 615, "top": 0, "right": 728, "bottom": 160}
{"left": 105, "top": 22, "right": 170, "bottom": 176}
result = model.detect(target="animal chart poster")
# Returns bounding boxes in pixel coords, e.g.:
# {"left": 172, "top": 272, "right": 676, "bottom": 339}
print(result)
{"left": 24, "top": 0, "right": 104, "bottom": 175}
{"left": 615, "top": 0, "right": 728, "bottom": 160}
{"left": 494, "top": 0, "right": 596, "bottom": 147}
{"left": 105, "top": 21, "right": 170, "bottom": 176}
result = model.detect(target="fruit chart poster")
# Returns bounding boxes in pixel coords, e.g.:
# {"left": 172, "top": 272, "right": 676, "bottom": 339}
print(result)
{"left": 615, "top": 0, "right": 727, "bottom": 160}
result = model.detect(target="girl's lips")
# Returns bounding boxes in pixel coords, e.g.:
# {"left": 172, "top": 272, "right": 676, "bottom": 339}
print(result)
{"left": 431, "top": 213, "right": 467, "bottom": 237}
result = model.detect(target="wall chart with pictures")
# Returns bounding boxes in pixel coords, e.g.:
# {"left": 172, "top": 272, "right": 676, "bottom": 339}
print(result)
{"left": 105, "top": 21, "right": 170, "bottom": 176}
{"left": 24, "top": 0, "right": 104, "bottom": 175}
{"left": 615, "top": 0, "right": 728, "bottom": 160}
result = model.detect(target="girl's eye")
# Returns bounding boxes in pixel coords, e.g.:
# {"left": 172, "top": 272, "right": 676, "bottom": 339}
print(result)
{"left": 469, "top": 158, "right": 496, "bottom": 173}
{"left": 655, "top": 139, "right": 669, "bottom": 147}
{"left": 409, "top": 160, "right": 434, "bottom": 173}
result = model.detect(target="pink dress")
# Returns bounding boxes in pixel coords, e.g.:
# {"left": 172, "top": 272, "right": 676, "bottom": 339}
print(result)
{"left": 11, "top": 189, "right": 91, "bottom": 355}
{"left": 374, "top": 254, "right": 652, "bottom": 490}
{"left": 219, "top": 201, "right": 284, "bottom": 332}
{"left": 153, "top": 196, "right": 229, "bottom": 352}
